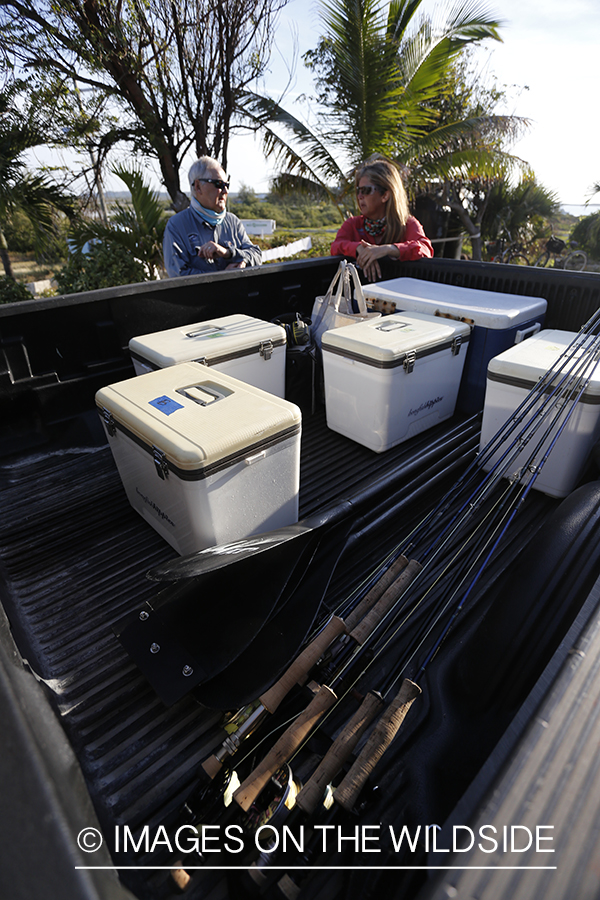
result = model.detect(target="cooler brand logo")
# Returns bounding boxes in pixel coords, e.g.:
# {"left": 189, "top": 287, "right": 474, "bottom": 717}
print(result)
{"left": 408, "top": 396, "right": 443, "bottom": 417}
{"left": 149, "top": 395, "right": 184, "bottom": 415}
{"left": 135, "top": 487, "right": 176, "bottom": 527}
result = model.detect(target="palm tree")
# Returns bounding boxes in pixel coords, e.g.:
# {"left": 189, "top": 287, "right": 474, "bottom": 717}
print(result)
{"left": 481, "top": 179, "right": 559, "bottom": 244}
{"left": 68, "top": 165, "right": 169, "bottom": 278}
{"left": 241, "top": 0, "right": 528, "bottom": 234}
{"left": 0, "top": 84, "right": 77, "bottom": 279}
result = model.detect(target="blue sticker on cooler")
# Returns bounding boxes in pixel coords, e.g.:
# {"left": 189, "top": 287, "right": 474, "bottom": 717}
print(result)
{"left": 149, "top": 395, "right": 184, "bottom": 415}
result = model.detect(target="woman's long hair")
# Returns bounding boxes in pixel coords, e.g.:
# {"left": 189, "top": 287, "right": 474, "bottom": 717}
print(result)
{"left": 354, "top": 159, "right": 410, "bottom": 244}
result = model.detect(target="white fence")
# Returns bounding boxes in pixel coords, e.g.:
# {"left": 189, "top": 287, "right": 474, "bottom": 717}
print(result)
{"left": 261, "top": 236, "right": 312, "bottom": 262}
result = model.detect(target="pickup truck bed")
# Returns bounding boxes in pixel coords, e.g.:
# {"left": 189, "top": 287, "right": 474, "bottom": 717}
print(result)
{"left": 2, "top": 256, "right": 600, "bottom": 900}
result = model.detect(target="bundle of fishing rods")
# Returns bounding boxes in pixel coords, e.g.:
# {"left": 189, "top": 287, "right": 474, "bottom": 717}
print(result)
{"left": 168, "top": 311, "right": 600, "bottom": 895}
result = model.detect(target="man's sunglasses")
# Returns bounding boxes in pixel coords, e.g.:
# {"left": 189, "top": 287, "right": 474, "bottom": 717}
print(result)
{"left": 356, "top": 185, "right": 383, "bottom": 196}
{"left": 196, "top": 178, "right": 231, "bottom": 192}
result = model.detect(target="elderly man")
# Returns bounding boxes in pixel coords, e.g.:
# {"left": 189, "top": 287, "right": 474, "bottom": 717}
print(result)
{"left": 163, "top": 157, "right": 262, "bottom": 277}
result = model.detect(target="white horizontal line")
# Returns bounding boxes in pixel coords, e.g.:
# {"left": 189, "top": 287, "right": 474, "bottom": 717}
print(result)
{"left": 75, "top": 866, "right": 558, "bottom": 871}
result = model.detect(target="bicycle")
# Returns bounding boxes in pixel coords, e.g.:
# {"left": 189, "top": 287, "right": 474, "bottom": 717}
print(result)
{"left": 533, "top": 235, "right": 587, "bottom": 271}
{"left": 486, "top": 234, "right": 530, "bottom": 266}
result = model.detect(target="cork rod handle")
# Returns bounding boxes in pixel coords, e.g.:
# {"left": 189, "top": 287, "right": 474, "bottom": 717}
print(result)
{"left": 333, "top": 679, "right": 421, "bottom": 811}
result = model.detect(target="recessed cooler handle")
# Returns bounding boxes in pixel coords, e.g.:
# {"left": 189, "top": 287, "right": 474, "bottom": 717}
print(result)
{"left": 185, "top": 325, "right": 224, "bottom": 338}
{"left": 175, "top": 383, "right": 229, "bottom": 406}
{"left": 514, "top": 322, "right": 542, "bottom": 343}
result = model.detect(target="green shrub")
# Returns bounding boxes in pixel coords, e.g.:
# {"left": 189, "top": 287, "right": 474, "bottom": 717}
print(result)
{"left": 56, "top": 241, "right": 148, "bottom": 294}
{"left": 0, "top": 276, "right": 33, "bottom": 304}
{"left": 570, "top": 212, "right": 600, "bottom": 260}
{"left": 3, "top": 209, "right": 37, "bottom": 252}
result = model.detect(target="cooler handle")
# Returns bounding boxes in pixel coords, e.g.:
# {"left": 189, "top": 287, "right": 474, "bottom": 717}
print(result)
{"left": 514, "top": 322, "right": 541, "bottom": 344}
{"left": 185, "top": 325, "right": 224, "bottom": 338}
{"left": 176, "top": 384, "right": 229, "bottom": 406}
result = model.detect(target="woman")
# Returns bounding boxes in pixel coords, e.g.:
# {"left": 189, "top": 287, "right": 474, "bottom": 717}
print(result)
{"left": 331, "top": 159, "right": 433, "bottom": 282}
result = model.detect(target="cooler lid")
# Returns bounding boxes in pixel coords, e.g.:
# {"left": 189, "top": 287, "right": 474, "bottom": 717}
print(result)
{"left": 363, "top": 277, "right": 547, "bottom": 329}
{"left": 321, "top": 311, "right": 471, "bottom": 366}
{"left": 96, "top": 362, "right": 301, "bottom": 471}
{"left": 487, "top": 329, "right": 600, "bottom": 400}
{"left": 129, "top": 314, "right": 286, "bottom": 367}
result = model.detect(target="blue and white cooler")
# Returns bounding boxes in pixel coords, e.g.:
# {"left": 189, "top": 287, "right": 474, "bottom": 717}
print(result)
{"left": 363, "top": 277, "right": 547, "bottom": 414}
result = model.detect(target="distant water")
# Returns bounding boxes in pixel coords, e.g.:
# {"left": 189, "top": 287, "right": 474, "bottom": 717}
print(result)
{"left": 562, "top": 204, "right": 600, "bottom": 217}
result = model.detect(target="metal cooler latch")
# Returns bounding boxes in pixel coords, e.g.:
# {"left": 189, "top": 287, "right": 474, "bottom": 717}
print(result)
{"left": 451, "top": 336, "right": 462, "bottom": 356}
{"left": 403, "top": 350, "right": 417, "bottom": 374}
{"left": 152, "top": 446, "right": 169, "bottom": 480}
{"left": 259, "top": 340, "right": 273, "bottom": 361}
{"left": 101, "top": 407, "right": 117, "bottom": 437}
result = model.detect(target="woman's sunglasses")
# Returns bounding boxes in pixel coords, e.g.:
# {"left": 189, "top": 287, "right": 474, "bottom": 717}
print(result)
{"left": 196, "top": 178, "right": 231, "bottom": 192}
{"left": 356, "top": 185, "right": 382, "bottom": 196}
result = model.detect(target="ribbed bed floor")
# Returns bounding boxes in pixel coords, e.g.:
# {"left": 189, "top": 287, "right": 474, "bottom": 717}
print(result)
{"left": 0, "top": 408, "right": 544, "bottom": 899}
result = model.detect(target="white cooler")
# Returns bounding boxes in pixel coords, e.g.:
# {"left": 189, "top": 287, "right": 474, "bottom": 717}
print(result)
{"left": 480, "top": 330, "right": 600, "bottom": 498}
{"left": 96, "top": 363, "right": 301, "bottom": 555}
{"left": 321, "top": 312, "right": 471, "bottom": 453}
{"left": 129, "top": 314, "right": 287, "bottom": 397}
{"left": 363, "top": 278, "right": 547, "bottom": 414}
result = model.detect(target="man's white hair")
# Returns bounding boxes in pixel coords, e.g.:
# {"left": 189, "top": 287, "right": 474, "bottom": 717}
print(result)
{"left": 188, "top": 157, "right": 224, "bottom": 190}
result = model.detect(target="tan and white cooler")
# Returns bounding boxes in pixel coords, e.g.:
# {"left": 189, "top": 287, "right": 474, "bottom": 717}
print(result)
{"left": 129, "top": 314, "right": 287, "bottom": 397}
{"left": 480, "top": 330, "right": 600, "bottom": 498}
{"left": 96, "top": 363, "right": 301, "bottom": 555}
{"left": 321, "top": 312, "right": 471, "bottom": 452}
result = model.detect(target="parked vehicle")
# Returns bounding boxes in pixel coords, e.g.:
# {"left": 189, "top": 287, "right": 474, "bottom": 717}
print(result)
{"left": 1, "top": 256, "right": 600, "bottom": 900}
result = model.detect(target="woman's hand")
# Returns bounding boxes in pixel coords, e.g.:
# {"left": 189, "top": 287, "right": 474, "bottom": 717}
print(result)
{"left": 356, "top": 241, "right": 399, "bottom": 282}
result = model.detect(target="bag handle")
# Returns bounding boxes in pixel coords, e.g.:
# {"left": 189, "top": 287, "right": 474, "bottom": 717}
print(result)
{"left": 328, "top": 259, "right": 347, "bottom": 311}
{"left": 312, "top": 260, "right": 347, "bottom": 334}
{"left": 343, "top": 263, "right": 368, "bottom": 314}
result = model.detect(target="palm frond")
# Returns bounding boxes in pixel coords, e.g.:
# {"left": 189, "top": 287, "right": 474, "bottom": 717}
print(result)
{"left": 241, "top": 92, "right": 347, "bottom": 188}
{"left": 69, "top": 165, "right": 167, "bottom": 274}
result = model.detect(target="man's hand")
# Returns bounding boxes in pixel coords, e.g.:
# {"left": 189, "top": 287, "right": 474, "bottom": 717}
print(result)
{"left": 195, "top": 241, "right": 231, "bottom": 261}
{"left": 225, "top": 260, "right": 246, "bottom": 270}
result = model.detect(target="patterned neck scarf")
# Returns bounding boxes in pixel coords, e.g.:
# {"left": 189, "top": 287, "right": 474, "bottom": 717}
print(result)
{"left": 364, "top": 215, "right": 386, "bottom": 237}
{"left": 190, "top": 195, "right": 227, "bottom": 227}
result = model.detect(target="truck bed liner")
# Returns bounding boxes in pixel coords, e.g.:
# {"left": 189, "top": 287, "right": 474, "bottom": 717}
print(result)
{"left": 0, "top": 406, "right": 507, "bottom": 899}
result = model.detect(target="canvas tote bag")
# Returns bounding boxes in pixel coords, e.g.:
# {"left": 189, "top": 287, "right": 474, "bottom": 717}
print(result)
{"left": 311, "top": 260, "right": 380, "bottom": 348}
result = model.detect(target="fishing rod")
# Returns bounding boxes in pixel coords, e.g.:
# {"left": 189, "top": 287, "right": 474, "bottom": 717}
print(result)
{"left": 232, "top": 491, "right": 528, "bottom": 894}
{"left": 172, "top": 335, "right": 600, "bottom": 893}
{"left": 205, "top": 494, "right": 497, "bottom": 803}
{"left": 228, "top": 325, "right": 600, "bottom": 820}
{"left": 175, "top": 324, "right": 600, "bottom": 844}
{"left": 194, "top": 361, "right": 571, "bottom": 803}
{"left": 229, "top": 483, "right": 515, "bottom": 817}
{"left": 200, "top": 555, "right": 422, "bottom": 782}
{"left": 386, "top": 345, "right": 600, "bottom": 694}
{"left": 248, "top": 475, "right": 572, "bottom": 895}
{"left": 172, "top": 325, "right": 600, "bottom": 900}
{"left": 365, "top": 333, "right": 600, "bottom": 720}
